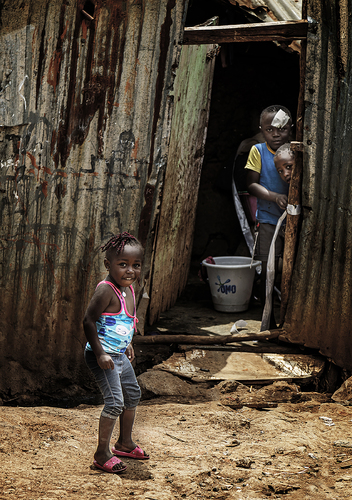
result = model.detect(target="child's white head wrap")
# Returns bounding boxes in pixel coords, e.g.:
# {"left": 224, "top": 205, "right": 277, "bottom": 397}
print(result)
{"left": 271, "top": 109, "right": 290, "bottom": 128}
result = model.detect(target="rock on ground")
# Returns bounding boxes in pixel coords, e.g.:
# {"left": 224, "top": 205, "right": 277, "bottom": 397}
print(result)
{"left": 332, "top": 375, "right": 352, "bottom": 403}
{"left": 137, "top": 369, "right": 209, "bottom": 399}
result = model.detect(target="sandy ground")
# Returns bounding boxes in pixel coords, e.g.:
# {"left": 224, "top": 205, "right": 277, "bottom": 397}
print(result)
{"left": 2, "top": 392, "right": 352, "bottom": 500}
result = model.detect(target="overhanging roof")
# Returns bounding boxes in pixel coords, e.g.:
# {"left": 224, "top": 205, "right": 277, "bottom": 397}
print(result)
{"left": 231, "top": 0, "right": 302, "bottom": 22}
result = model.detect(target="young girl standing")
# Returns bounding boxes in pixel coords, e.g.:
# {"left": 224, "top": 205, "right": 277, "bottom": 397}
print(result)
{"left": 83, "top": 232, "right": 149, "bottom": 473}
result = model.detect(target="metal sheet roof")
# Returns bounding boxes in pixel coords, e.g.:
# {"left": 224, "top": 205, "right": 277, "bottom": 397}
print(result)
{"left": 232, "top": 0, "right": 302, "bottom": 22}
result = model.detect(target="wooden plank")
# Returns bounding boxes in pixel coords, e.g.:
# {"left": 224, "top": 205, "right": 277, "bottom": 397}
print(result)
{"left": 183, "top": 20, "right": 308, "bottom": 45}
{"left": 214, "top": 377, "right": 296, "bottom": 385}
{"left": 192, "top": 375, "right": 317, "bottom": 384}
{"left": 133, "top": 329, "right": 282, "bottom": 344}
{"left": 224, "top": 402, "right": 278, "bottom": 409}
{"left": 179, "top": 343, "right": 306, "bottom": 354}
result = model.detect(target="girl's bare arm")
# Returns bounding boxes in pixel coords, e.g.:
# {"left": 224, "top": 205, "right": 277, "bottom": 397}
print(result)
{"left": 83, "top": 285, "right": 115, "bottom": 370}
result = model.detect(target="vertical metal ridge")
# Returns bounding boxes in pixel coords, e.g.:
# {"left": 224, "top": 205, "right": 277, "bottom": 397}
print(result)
{"left": 0, "top": 0, "right": 187, "bottom": 396}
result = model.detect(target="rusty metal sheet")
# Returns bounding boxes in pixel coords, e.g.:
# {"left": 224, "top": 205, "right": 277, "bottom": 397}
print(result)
{"left": 148, "top": 19, "right": 219, "bottom": 324}
{"left": 0, "top": 0, "right": 187, "bottom": 397}
{"left": 231, "top": 0, "right": 302, "bottom": 22}
{"left": 282, "top": 1, "right": 352, "bottom": 370}
{"left": 153, "top": 350, "right": 325, "bottom": 383}
{"left": 230, "top": 0, "right": 302, "bottom": 51}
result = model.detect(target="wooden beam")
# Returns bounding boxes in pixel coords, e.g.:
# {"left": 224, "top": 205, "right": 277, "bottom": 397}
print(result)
{"left": 133, "top": 329, "right": 282, "bottom": 345}
{"left": 178, "top": 343, "right": 305, "bottom": 354}
{"left": 183, "top": 20, "right": 308, "bottom": 45}
{"left": 224, "top": 402, "right": 279, "bottom": 410}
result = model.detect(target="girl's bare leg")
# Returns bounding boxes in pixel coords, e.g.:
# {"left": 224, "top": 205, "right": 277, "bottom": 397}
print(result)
{"left": 94, "top": 415, "right": 125, "bottom": 470}
{"left": 113, "top": 408, "right": 149, "bottom": 458}
{"left": 114, "top": 408, "right": 137, "bottom": 451}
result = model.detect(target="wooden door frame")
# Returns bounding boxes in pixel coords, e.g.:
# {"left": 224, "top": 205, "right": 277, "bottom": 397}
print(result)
{"left": 182, "top": 5, "right": 308, "bottom": 327}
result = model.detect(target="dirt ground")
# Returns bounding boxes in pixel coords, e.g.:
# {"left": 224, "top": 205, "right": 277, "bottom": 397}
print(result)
{"left": 2, "top": 279, "right": 351, "bottom": 499}
{"left": 2, "top": 393, "right": 352, "bottom": 499}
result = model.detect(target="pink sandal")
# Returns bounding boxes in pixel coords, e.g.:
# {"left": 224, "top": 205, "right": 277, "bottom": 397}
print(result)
{"left": 93, "top": 456, "right": 127, "bottom": 473}
{"left": 112, "top": 445, "right": 149, "bottom": 460}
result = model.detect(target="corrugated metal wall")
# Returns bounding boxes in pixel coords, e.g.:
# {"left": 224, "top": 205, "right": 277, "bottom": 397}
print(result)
{"left": 0, "top": 0, "right": 187, "bottom": 396}
{"left": 283, "top": 0, "right": 352, "bottom": 370}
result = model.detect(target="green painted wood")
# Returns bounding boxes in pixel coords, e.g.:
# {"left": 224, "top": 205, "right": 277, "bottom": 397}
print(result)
{"left": 148, "top": 19, "right": 218, "bottom": 323}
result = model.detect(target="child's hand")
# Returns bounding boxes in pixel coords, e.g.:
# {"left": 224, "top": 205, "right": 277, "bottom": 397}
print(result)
{"left": 275, "top": 193, "right": 288, "bottom": 210}
{"left": 125, "top": 344, "right": 135, "bottom": 362}
{"left": 97, "top": 353, "right": 114, "bottom": 370}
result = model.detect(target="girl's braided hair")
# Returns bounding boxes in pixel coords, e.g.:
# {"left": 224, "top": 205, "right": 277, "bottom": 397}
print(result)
{"left": 101, "top": 232, "right": 141, "bottom": 255}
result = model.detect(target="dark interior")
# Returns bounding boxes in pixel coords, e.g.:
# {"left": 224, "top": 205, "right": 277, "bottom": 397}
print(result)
{"left": 186, "top": 0, "right": 300, "bottom": 272}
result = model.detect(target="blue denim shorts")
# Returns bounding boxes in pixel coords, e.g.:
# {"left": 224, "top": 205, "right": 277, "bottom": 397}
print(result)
{"left": 84, "top": 349, "right": 141, "bottom": 419}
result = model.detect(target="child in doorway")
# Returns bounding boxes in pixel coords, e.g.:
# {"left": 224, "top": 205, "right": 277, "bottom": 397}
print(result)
{"left": 245, "top": 105, "right": 293, "bottom": 329}
{"left": 83, "top": 232, "right": 149, "bottom": 474}
{"left": 274, "top": 142, "right": 294, "bottom": 184}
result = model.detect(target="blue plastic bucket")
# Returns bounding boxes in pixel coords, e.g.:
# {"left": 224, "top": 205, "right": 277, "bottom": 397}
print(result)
{"left": 202, "top": 256, "right": 261, "bottom": 312}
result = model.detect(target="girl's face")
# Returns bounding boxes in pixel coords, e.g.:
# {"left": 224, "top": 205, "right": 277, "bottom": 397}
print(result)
{"left": 260, "top": 112, "right": 292, "bottom": 151}
{"left": 105, "top": 244, "right": 143, "bottom": 288}
{"left": 275, "top": 151, "right": 294, "bottom": 184}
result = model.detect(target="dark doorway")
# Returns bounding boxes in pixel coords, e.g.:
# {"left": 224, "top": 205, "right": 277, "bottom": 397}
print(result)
{"left": 186, "top": 3, "right": 300, "bottom": 271}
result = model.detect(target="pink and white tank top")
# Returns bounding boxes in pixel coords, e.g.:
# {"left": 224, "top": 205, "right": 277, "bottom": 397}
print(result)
{"left": 86, "top": 281, "right": 138, "bottom": 355}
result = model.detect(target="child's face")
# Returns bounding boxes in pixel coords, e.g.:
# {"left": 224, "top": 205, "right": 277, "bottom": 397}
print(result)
{"left": 105, "top": 244, "right": 143, "bottom": 288}
{"left": 275, "top": 151, "right": 294, "bottom": 183}
{"left": 260, "top": 112, "right": 291, "bottom": 151}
